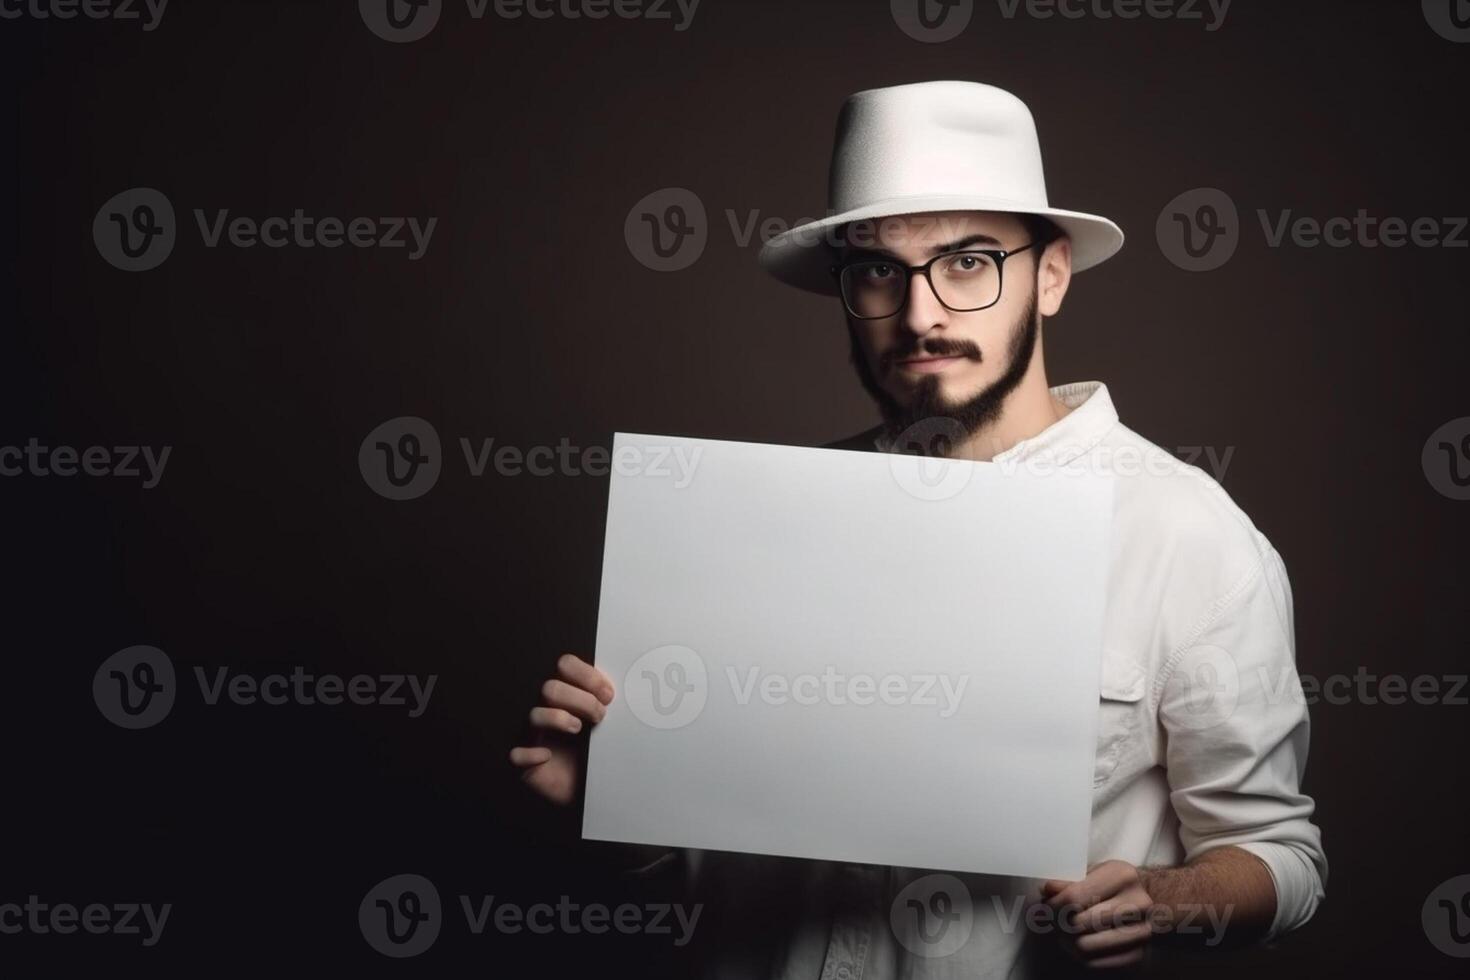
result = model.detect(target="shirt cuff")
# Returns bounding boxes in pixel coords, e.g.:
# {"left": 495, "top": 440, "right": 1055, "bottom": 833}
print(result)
{"left": 1234, "top": 840, "right": 1326, "bottom": 941}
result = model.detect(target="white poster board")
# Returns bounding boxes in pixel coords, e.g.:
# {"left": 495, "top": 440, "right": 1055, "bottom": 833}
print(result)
{"left": 583, "top": 433, "right": 1113, "bottom": 880}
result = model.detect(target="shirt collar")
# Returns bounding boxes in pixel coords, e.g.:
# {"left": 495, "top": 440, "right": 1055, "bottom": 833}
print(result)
{"left": 874, "top": 381, "right": 1119, "bottom": 464}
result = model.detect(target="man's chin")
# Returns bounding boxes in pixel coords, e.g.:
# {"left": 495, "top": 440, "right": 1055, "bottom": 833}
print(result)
{"left": 885, "top": 377, "right": 986, "bottom": 415}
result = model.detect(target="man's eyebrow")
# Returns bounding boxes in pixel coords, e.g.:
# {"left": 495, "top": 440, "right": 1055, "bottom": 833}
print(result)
{"left": 839, "top": 232, "right": 1006, "bottom": 262}
{"left": 926, "top": 233, "right": 1003, "bottom": 256}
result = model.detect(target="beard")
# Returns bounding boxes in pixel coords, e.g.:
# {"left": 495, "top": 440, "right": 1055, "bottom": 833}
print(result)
{"left": 847, "top": 287, "right": 1040, "bottom": 457}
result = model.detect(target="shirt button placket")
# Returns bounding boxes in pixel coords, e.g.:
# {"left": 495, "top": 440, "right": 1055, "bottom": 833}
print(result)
{"left": 819, "top": 865, "right": 882, "bottom": 980}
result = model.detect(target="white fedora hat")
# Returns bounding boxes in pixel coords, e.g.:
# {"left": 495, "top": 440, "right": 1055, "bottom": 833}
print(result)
{"left": 759, "top": 80, "right": 1124, "bottom": 294}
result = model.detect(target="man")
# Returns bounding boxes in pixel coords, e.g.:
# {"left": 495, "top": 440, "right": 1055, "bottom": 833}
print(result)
{"left": 510, "top": 80, "right": 1326, "bottom": 975}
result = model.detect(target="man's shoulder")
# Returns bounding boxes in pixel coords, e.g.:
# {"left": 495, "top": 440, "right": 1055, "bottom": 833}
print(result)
{"left": 1101, "top": 421, "right": 1277, "bottom": 567}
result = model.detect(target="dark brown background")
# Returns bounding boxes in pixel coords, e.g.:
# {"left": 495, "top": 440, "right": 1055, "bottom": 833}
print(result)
{"left": 3, "top": 0, "right": 1467, "bottom": 974}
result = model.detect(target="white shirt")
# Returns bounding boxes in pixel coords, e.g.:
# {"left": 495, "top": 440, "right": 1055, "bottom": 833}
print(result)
{"left": 642, "top": 381, "right": 1326, "bottom": 978}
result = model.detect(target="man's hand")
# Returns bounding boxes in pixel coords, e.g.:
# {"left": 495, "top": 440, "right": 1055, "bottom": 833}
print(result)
{"left": 1041, "top": 847, "right": 1276, "bottom": 965}
{"left": 507, "top": 654, "right": 615, "bottom": 806}
{"left": 1041, "top": 860, "right": 1155, "bottom": 969}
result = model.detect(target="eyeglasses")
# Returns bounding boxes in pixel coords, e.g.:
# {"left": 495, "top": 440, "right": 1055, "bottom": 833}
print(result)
{"left": 831, "top": 239, "right": 1047, "bottom": 320}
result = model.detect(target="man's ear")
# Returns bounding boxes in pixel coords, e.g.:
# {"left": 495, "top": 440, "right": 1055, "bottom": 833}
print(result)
{"left": 1036, "top": 236, "right": 1073, "bottom": 317}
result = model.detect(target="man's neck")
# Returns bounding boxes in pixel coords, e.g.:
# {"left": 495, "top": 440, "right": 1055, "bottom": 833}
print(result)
{"left": 954, "top": 359, "right": 1072, "bottom": 462}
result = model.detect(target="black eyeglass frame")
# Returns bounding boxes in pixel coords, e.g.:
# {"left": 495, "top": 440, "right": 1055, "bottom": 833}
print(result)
{"left": 829, "top": 238, "right": 1049, "bottom": 320}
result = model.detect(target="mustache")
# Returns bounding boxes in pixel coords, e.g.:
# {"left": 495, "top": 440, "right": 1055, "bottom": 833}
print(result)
{"left": 879, "top": 338, "right": 983, "bottom": 374}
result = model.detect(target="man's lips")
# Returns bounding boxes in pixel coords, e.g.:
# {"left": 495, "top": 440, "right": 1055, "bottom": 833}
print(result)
{"left": 895, "top": 354, "right": 968, "bottom": 374}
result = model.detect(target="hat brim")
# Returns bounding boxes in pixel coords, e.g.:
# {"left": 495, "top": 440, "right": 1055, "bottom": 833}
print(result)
{"left": 758, "top": 196, "right": 1125, "bottom": 295}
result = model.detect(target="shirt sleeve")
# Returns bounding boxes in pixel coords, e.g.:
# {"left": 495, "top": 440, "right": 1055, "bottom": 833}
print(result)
{"left": 1156, "top": 542, "right": 1327, "bottom": 941}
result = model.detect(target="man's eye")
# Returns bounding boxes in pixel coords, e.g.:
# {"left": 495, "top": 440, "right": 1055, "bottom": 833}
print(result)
{"left": 861, "top": 264, "right": 896, "bottom": 281}
{"left": 942, "top": 253, "right": 990, "bottom": 275}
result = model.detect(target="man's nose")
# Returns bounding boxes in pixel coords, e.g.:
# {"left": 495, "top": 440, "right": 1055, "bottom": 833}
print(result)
{"left": 903, "top": 270, "right": 948, "bottom": 336}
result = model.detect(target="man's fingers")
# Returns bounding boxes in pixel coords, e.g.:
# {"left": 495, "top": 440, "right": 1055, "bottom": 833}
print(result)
{"left": 557, "top": 654, "right": 615, "bottom": 704}
{"left": 508, "top": 745, "right": 553, "bottom": 767}
{"left": 1047, "top": 862, "right": 1135, "bottom": 910}
{"left": 541, "top": 678, "right": 608, "bottom": 722}
{"left": 530, "top": 706, "right": 583, "bottom": 734}
{"left": 1076, "top": 893, "right": 1152, "bottom": 933}
{"left": 1074, "top": 919, "right": 1152, "bottom": 955}
{"left": 1081, "top": 946, "right": 1146, "bottom": 969}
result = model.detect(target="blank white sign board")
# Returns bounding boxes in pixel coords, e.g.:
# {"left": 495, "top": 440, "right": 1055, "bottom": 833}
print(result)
{"left": 583, "top": 433, "right": 1113, "bottom": 880}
